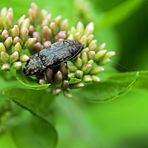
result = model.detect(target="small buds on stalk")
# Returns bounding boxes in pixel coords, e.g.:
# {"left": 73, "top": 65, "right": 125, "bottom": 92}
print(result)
{"left": 25, "top": 38, "right": 37, "bottom": 48}
{"left": 20, "top": 55, "right": 29, "bottom": 62}
{"left": 2, "top": 30, "right": 9, "bottom": 39}
{"left": 0, "top": 51, "right": 9, "bottom": 63}
{"left": 1, "top": 63, "right": 10, "bottom": 71}
{"left": 13, "top": 62, "right": 22, "bottom": 70}
{"left": 0, "top": 43, "right": 6, "bottom": 52}
{"left": 10, "top": 51, "right": 19, "bottom": 63}
{"left": 4, "top": 37, "right": 12, "bottom": 49}
{"left": 0, "top": 4, "right": 115, "bottom": 97}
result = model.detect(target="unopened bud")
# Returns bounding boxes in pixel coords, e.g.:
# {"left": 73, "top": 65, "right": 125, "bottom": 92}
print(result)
{"left": 33, "top": 42, "right": 43, "bottom": 51}
{"left": 87, "top": 34, "right": 94, "bottom": 43}
{"left": 46, "top": 68, "right": 53, "bottom": 83}
{"left": 100, "top": 58, "right": 111, "bottom": 65}
{"left": 4, "top": 37, "right": 12, "bottom": 49}
{"left": 2, "top": 29, "right": 9, "bottom": 39}
{"left": 60, "top": 64, "right": 68, "bottom": 78}
{"left": 39, "top": 79, "right": 47, "bottom": 84}
{"left": 99, "top": 42, "right": 106, "bottom": 50}
{"left": 71, "top": 82, "right": 85, "bottom": 88}
{"left": 70, "top": 26, "right": 76, "bottom": 34}
{"left": 82, "top": 64, "right": 92, "bottom": 74}
{"left": 29, "top": 25, "right": 35, "bottom": 33}
{"left": 29, "top": 3, "right": 39, "bottom": 22}
{"left": 91, "top": 75, "right": 100, "bottom": 82}
{"left": 57, "top": 31, "right": 66, "bottom": 40}
{"left": 43, "top": 41, "right": 51, "bottom": 48}
{"left": 74, "top": 57, "right": 82, "bottom": 68}
{"left": 42, "top": 15, "right": 52, "bottom": 26}
{"left": 67, "top": 62, "right": 77, "bottom": 72}
{"left": 0, "top": 43, "right": 6, "bottom": 52}
{"left": 62, "top": 80, "right": 69, "bottom": 89}
{"left": 6, "top": 8, "right": 13, "bottom": 28}
{"left": 33, "top": 32, "right": 41, "bottom": 42}
{"left": 50, "top": 22, "right": 58, "bottom": 32}
{"left": 0, "top": 8, "right": 7, "bottom": 28}
{"left": 90, "top": 66, "right": 104, "bottom": 75}
{"left": 68, "top": 73, "right": 75, "bottom": 79}
{"left": 1, "top": 63, "right": 10, "bottom": 71}
{"left": 75, "top": 70, "right": 83, "bottom": 78}
{"left": 60, "top": 19, "right": 68, "bottom": 30}
{"left": 88, "top": 59, "right": 95, "bottom": 66}
{"left": 67, "top": 34, "right": 74, "bottom": 40}
{"left": 54, "top": 71, "right": 63, "bottom": 83}
{"left": 95, "top": 50, "right": 107, "bottom": 61}
{"left": 85, "top": 22, "right": 94, "bottom": 35}
{"left": 14, "top": 42, "right": 22, "bottom": 52}
{"left": 88, "top": 40, "right": 97, "bottom": 50}
{"left": 0, "top": 51, "right": 9, "bottom": 62}
{"left": 88, "top": 50, "right": 95, "bottom": 60}
{"left": 21, "top": 18, "right": 30, "bottom": 29}
{"left": 81, "top": 52, "right": 88, "bottom": 64}
{"left": 13, "top": 61, "right": 22, "bottom": 70}
{"left": 55, "top": 16, "right": 62, "bottom": 25}
{"left": 10, "top": 51, "right": 19, "bottom": 63}
{"left": 42, "top": 26, "right": 52, "bottom": 40}
{"left": 80, "top": 35, "right": 87, "bottom": 45}
{"left": 13, "top": 37, "right": 21, "bottom": 45}
{"left": 105, "top": 51, "right": 116, "bottom": 58}
{"left": 77, "top": 22, "right": 84, "bottom": 35}
{"left": 25, "top": 38, "right": 37, "bottom": 48}
{"left": 74, "top": 32, "right": 81, "bottom": 40}
{"left": 83, "top": 75, "right": 92, "bottom": 82}
{"left": 18, "top": 15, "right": 26, "bottom": 27}
{"left": 20, "top": 27, "right": 29, "bottom": 38}
{"left": 11, "top": 25, "right": 19, "bottom": 37}
{"left": 20, "top": 55, "right": 29, "bottom": 62}
{"left": 82, "top": 47, "right": 89, "bottom": 53}
{"left": 41, "top": 9, "right": 48, "bottom": 18}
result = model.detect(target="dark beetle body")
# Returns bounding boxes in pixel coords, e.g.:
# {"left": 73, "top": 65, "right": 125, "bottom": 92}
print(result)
{"left": 23, "top": 40, "right": 84, "bottom": 76}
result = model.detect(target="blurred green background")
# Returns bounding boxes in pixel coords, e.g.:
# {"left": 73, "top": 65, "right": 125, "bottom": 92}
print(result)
{"left": 0, "top": 0, "right": 148, "bottom": 148}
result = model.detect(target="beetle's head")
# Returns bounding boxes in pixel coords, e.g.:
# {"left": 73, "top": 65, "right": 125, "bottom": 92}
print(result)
{"left": 67, "top": 40, "right": 84, "bottom": 59}
{"left": 23, "top": 54, "right": 45, "bottom": 76}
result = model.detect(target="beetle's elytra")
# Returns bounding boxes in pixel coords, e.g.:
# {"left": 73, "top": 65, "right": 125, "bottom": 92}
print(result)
{"left": 23, "top": 40, "right": 84, "bottom": 76}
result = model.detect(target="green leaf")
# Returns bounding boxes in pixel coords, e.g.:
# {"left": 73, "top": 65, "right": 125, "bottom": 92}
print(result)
{"left": 96, "top": 0, "right": 144, "bottom": 30}
{"left": 0, "top": 132, "right": 17, "bottom": 148}
{"left": 2, "top": 88, "right": 55, "bottom": 121}
{"left": 0, "top": 77, "right": 18, "bottom": 91}
{"left": 16, "top": 71, "right": 50, "bottom": 90}
{"left": 73, "top": 71, "right": 139, "bottom": 102}
{"left": 69, "top": 78, "right": 81, "bottom": 84}
{"left": 134, "top": 71, "right": 148, "bottom": 91}
{"left": 10, "top": 112, "right": 57, "bottom": 148}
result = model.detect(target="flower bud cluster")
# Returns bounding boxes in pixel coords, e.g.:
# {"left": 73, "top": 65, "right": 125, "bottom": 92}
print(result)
{"left": 0, "top": 8, "right": 30, "bottom": 71}
{"left": 0, "top": 3, "right": 115, "bottom": 97}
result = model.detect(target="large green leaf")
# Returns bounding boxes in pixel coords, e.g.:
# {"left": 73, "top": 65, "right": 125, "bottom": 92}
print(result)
{"left": 10, "top": 112, "right": 57, "bottom": 148}
{"left": 16, "top": 71, "right": 50, "bottom": 90}
{"left": 2, "top": 88, "right": 55, "bottom": 121}
{"left": 73, "top": 71, "right": 140, "bottom": 102}
{"left": 133, "top": 71, "right": 148, "bottom": 91}
{"left": 0, "top": 132, "right": 17, "bottom": 148}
